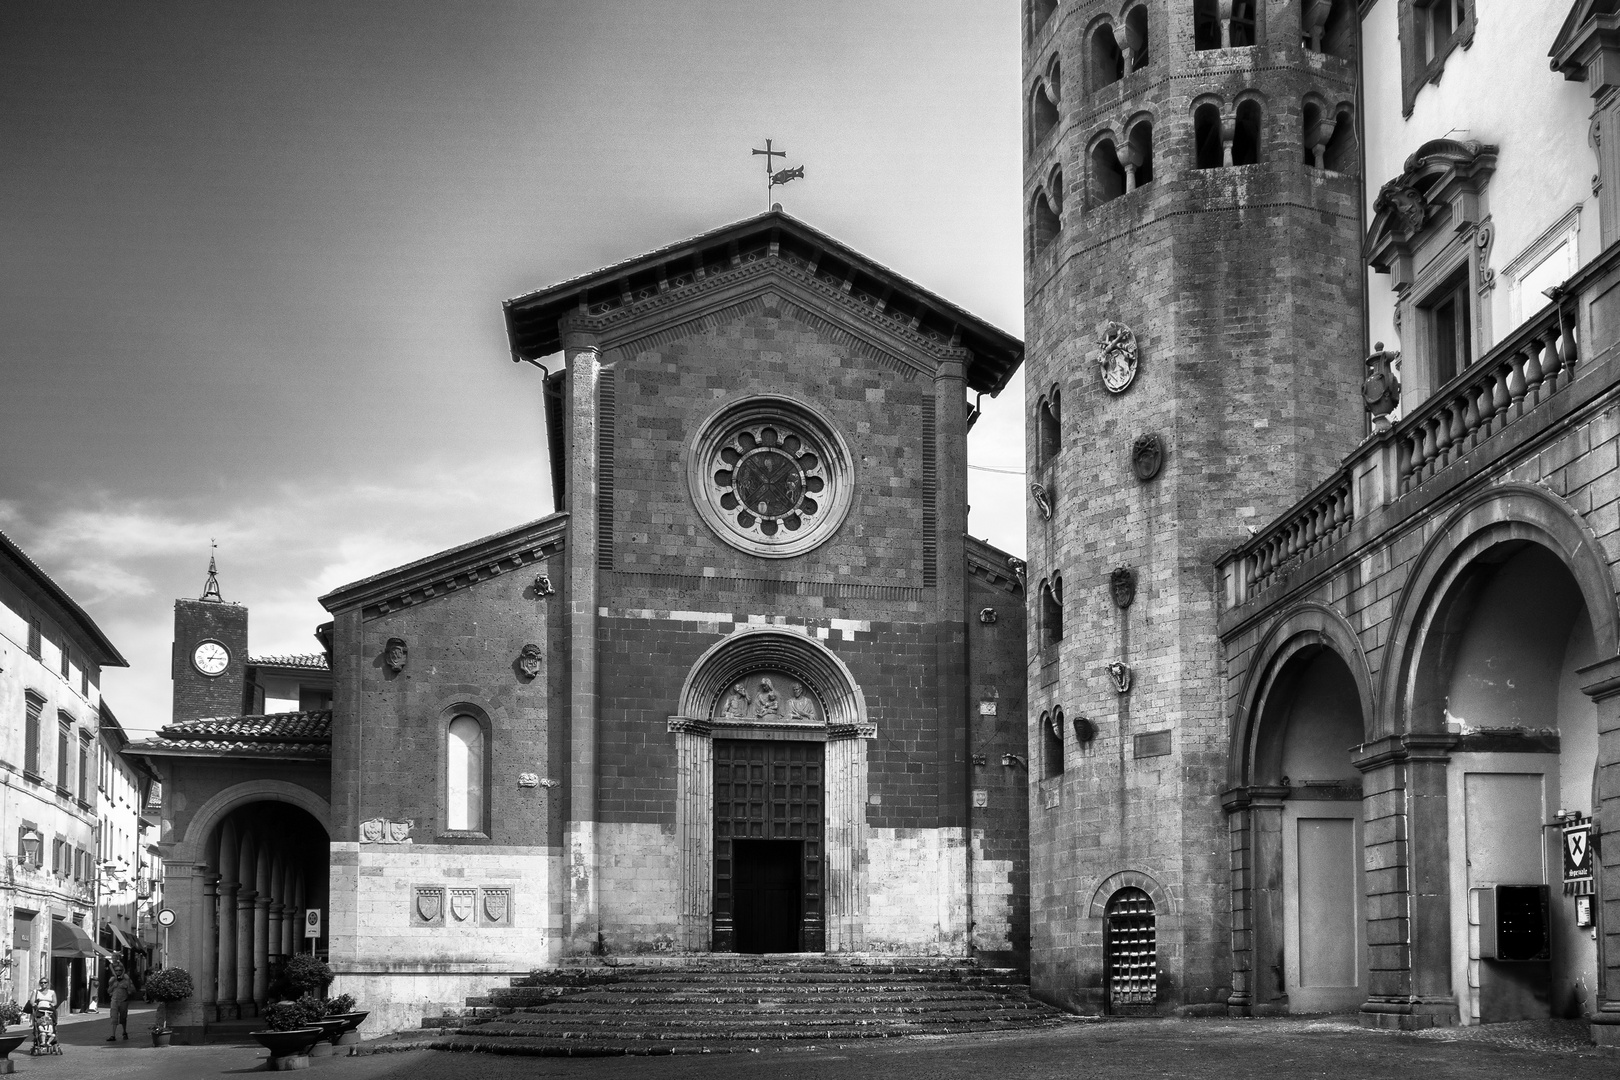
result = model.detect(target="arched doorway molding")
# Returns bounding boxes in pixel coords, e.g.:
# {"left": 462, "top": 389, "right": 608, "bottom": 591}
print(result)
{"left": 1087, "top": 869, "right": 1175, "bottom": 917}
{"left": 1231, "top": 602, "right": 1375, "bottom": 787}
{"left": 174, "top": 780, "right": 333, "bottom": 866}
{"left": 669, "top": 625, "right": 873, "bottom": 953}
{"left": 1380, "top": 482, "right": 1619, "bottom": 740}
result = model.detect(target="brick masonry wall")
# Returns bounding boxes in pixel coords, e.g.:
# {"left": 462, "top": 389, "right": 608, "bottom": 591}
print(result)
{"left": 1024, "top": 1, "right": 1364, "bottom": 1012}
{"left": 171, "top": 599, "right": 249, "bottom": 724}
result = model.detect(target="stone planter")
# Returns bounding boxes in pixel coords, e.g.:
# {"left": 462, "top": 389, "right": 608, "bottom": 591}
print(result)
{"left": 307, "top": 1019, "right": 347, "bottom": 1058}
{"left": 150, "top": 1028, "right": 173, "bottom": 1047}
{"left": 0, "top": 1032, "right": 26, "bottom": 1075}
{"left": 326, "top": 1011, "right": 368, "bottom": 1047}
{"left": 251, "top": 1028, "right": 322, "bottom": 1072}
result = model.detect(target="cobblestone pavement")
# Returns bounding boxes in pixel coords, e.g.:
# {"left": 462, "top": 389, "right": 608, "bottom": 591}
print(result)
{"left": 5, "top": 1014, "right": 1616, "bottom": 1079}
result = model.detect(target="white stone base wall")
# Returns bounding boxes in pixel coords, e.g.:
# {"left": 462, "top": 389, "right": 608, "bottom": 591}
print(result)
{"left": 863, "top": 827, "right": 969, "bottom": 954}
{"left": 969, "top": 830, "right": 1018, "bottom": 953}
{"left": 329, "top": 842, "right": 560, "bottom": 1033}
{"left": 596, "top": 822, "right": 682, "bottom": 952}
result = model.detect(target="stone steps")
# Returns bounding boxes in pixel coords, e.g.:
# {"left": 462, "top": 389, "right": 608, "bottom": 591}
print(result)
{"left": 415, "top": 957, "right": 1069, "bottom": 1055}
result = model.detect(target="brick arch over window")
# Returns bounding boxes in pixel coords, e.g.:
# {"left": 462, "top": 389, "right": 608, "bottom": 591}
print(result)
{"left": 1229, "top": 602, "right": 1375, "bottom": 789}
{"left": 1088, "top": 869, "right": 1174, "bottom": 917}
{"left": 675, "top": 625, "right": 869, "bottom": 731}
{"left": 1378, "top": 482, "right": 1620, "bottom": 741}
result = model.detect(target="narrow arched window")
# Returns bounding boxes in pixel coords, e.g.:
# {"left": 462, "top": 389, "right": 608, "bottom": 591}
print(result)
{"left": 1041, "top": 575, "right": 1064, "bottom": 644}
{"left": 1043, "top": 709, "right": 1065, "bottom": 778}
{"left": 1123, "top": 6, "right": 1149, "bottom": 69}
{"left": 1038, "top": 390, "right": 1061, "bottom": 463}
{"left": 1090, "top": 140, "right": 1126, "bottom": 206}
{"left": 1193, "top": 105, "right": 1223, "bottom": 169}
{"left": 1032, "top": 81, "right": 1059, "bottom": 144}
{"left": 1232, "top": 100, "right": 1262, "bottom": 166}
{"left": 1322, "top": 108, "right": 1355, "bottom": 172}
{"left": 1032, "top": 190, "right": 1061, "bottom": 254}
{"left": 1030, "top": 0, "right": 1057, "bottom": 38}
{"left": 1127, "top": 121, "right": 1154, "bottom": 187}
{"left": 447, "top": 714, "right": 486, "bottom": 832}
{"left": 1229, "top": 0, "right": 1256, "bottom": 46}
{"left": 1194, "top": 0, "right": 1222, "bottom": 50}
{"left": 1091, "top": 25, "right": 1124, "bottom": 91}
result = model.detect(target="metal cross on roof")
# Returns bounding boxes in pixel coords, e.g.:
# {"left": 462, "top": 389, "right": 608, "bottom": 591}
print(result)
{"left": 751, "top": 138, "right": 805, "bottom": 211}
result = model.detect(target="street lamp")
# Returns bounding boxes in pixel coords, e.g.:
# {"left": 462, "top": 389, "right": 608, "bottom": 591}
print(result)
{"left": 17, "top": 829, "right": 41, "bottom": 867}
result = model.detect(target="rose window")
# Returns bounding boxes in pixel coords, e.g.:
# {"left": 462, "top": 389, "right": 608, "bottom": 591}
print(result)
{"left": 689, "top": 396, "right": 853, "bottom": 558}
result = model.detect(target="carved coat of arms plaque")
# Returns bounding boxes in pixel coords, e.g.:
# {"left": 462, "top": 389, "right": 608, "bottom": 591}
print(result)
{"left": 415, "top": 888, "right": 442, "bottom": 924}
{"left": 1095, "top": 321, "right": 1140, "bottom": 394}
{"left": 450, "top": 890, "right": 475, "bottom": 922}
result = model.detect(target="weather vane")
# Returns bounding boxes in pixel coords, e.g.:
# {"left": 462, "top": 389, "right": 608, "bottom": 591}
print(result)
{"left": 751, "top": 138, "right": 805, "bottom": 211}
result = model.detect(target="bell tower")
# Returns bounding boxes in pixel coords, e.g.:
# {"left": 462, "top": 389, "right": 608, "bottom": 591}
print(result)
{"left": 172, "top": 552, "right": 249, "bottom": 724}
{"left": 1022, "top": 0, "right": 1364, "bottom": 1013}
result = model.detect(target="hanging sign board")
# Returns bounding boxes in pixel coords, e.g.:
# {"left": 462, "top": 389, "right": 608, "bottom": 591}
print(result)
{"left": 304, "top": 908, "right": 322, "bottom": 939}
{"left": 1563, "top": 815, "right": 1594, "bottom": 896}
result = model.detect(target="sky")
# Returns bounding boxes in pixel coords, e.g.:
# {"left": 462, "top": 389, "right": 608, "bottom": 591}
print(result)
{"left": 0, "top": 0, "right": 1027, "bottom": 735}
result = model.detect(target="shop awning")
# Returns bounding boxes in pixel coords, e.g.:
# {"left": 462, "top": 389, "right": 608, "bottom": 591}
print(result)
{"left": 107, "top": 924, "right": 131, "bottom": 951}
{"left": 52, "top": 921, "right": 111, "bottom": 959}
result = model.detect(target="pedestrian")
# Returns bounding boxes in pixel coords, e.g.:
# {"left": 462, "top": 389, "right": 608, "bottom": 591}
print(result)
{"left": 26, "top": 977, "right": 59, "bottom": 1053}
{"left": 106, "top": 964, "right": 134, "bottom": 1041}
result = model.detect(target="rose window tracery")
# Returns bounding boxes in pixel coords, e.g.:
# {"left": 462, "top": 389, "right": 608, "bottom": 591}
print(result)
{"left": 689, "top": 396, "right": 853, "bottom": 558}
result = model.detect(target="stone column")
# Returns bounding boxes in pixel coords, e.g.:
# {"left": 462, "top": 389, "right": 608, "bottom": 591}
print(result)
{"left": 235, "top": 890, "right": 256, "bottom": 1011}
{"left": 1248, "top": 790, "right": 1289, "bottom": 1014}
{"left": 215, "top": 878, "right": 238, "bottom": 1020}
{"left": 267, "top": 901, "right": 283, "bottom": 969}
{"left": 1404, "top": 736, "right": 1456, "bottom": 1017}
{"left": 1224, "top": 790, "right": 1255, "bottom": 1014}
{"left": 252, "top": 895, "right": 271, "bottom": 1007}
{"left": 198, "top": 873, "right": 219, "bottom": 1023}
{"left": 671, "top": 720, "right": 714, "bottom": 951}
{"left": 561, "top": 321, "right": 602, "bottom": 955}
{"left": 824, "top": 732, "right": 869, "bottom": 952}
{"left": 1579, "top": 657, "right": 1620, "bottom": 1045}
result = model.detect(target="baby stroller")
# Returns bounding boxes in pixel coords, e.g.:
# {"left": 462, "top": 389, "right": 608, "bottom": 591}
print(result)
{"left": 29, "top": 1001, "right": 61, "bottom": 1055}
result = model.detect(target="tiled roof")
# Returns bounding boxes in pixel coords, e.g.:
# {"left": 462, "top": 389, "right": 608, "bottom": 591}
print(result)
{"left": 129, "top": 709, "right": 331, "bottom": 759}
{"left": 248, "top": 653, "right": 330, "bottom": 671}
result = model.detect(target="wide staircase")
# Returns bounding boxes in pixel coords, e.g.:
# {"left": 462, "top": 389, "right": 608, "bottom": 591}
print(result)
{"left": 415, "top": 956, "right": 1070, "bottom": 1056}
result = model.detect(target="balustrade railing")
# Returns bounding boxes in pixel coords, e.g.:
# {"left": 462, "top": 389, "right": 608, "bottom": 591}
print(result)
{"left": 1241, "top": 474, "right": 1353, "bottom": 598}
{"left": 1395, "top": 302, "right": 1578, "bottom": 493}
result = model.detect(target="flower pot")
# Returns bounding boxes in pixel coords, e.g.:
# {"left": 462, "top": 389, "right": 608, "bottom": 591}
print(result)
{"left": 0, "top": 1033, "right": 26, "bottom": 1075}
{"left": 251, "top": 1027, "right": 322, "bottom": 1071}
{"left": 327, "top": 1011, "right": 368, "bottom": 1046}
{"left": 150, "top": 1029, "right": 173, "bottom": 1048}
{"left": 308, "top": 1018, "right": 347, "bottom": 1057}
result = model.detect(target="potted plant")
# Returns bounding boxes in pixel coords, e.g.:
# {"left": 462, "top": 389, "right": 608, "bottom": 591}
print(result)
{"left": 0, "top": 1000, "right": 25, "bottom": 1073}
{"left": 277, "top": 955, "right": 333, "bottom": 999}
{"left": 143, "top": 968, "right": 193, "bottom": 1047}
{"left": 322, "top": 992, "right": 369, "bottom": 1047}
{"left": 253, "top": 999, "right": 324, "bottom": 1071}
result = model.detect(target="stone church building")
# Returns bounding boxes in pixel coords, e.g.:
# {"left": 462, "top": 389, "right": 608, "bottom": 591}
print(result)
{"left": 141, "top": 213, "right": 1031, "bottom": 1035}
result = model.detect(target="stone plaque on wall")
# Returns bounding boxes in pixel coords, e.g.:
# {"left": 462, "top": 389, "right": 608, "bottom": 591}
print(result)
{"left": 411, "top": 886, "right": 445, "bottom": 927}
{"left": 480, "top": 888, "right": 513, "bottom": 927}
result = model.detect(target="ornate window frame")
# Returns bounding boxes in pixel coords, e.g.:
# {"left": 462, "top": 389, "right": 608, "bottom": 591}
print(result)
{"left": 438, "top": 705, "right": 492, "bottom": 841}
{"left": 687, "top": 394, "right": 854, "bottom": 560}
{"left": 1397, "top": 0, "right": 1476, "bottom": 117}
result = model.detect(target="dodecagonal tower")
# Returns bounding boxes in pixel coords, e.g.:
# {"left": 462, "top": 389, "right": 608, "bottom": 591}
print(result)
{"left": 1022, "top": 0, "right": 1364, "bottom": 1013}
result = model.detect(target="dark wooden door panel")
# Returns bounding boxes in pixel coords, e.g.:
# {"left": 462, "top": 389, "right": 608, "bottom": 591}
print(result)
{"left": 713, "top": 739, "right": 824, "bottom": 952}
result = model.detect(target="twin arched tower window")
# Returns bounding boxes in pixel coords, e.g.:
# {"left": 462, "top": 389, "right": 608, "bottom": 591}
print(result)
{"left": 446, "top": 714, "right": 487, "bottom": 833}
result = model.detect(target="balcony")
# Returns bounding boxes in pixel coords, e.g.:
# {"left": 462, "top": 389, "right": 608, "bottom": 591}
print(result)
{"left": 1218, "top": 241, "right": 1620, "bottom": 617}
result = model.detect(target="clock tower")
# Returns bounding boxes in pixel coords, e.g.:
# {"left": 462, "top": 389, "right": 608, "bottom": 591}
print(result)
{"left": 171, "top": 554, "right": 249, "bottom": 724}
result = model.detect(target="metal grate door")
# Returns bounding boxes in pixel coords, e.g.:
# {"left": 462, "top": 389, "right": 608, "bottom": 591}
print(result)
{"left": 713, "top": 739, "right": 824, "bottom": 952}
{"left": 1105, "top": 887, "right": 1157, "bottom": 1013}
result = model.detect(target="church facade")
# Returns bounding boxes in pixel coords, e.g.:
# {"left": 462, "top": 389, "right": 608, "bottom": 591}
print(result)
{"left": 306, "top": 214, "right": 1030, "bottom": 1030}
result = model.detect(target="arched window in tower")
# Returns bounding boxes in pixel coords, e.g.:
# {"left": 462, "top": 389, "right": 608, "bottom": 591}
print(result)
{"left": 1194, "top": 0, "right": 1222, "bottom": 50}
{"left": 1041, "top": 575, "right": 1064, "bottom": 644}
{"left": 1105, "top": 887, "right": 1158, "bottom": 1013}
{"left": 1123, "top": 6, "right": 1149, "bottom": 69}
{"left": 1231, "top": 100, "right": 1263, "bottom": 166}
{"left": 1193, "top": 104, "right": 1224, "bottom": 170}
{"left": 1090, "top": 139, "right": 1126, "bottom": 206}
{"left": 446, "top": 713, "right": 486, "bottom": 832}
{"left": 1126, "top": 120, "right": 1154, "bottom": 188}
{"left": 1043, "top": 709, "right": 1065, "bottom": 778}
{"left": 1030, "top": 0, "right": 1057, "bottom": 39}
{"left": 1229, "top": 0, "right": 1256, "bottom": 47}
{"left": 1302, "top": 100, "right": 1323, "bottom": 166}
{"left": 1322, "top": 107, "right": 1355, "bottom": 172}
{"left": 1091, "top": 24, "right": 1124, "bottom": 91}
{"left": 1301, "top": 0, "right": 1351, "bottom": 54}
{"left": 1038, "top": 389, "right": 1061, "bottom": 464}
{"left": 1031, "top": 80, "right": 1059, "bottom": 145}
{"left": 1032, "top": 190, "right": 1061, "bottom": 254}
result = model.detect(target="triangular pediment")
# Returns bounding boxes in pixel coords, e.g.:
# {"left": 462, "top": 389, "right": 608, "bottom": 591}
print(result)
{"left": 503, "top": 211, "right": 1022, "bottom": 397}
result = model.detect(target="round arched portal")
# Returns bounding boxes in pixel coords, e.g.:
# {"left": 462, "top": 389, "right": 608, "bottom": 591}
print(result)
{"left": 189, "top": 800, "right": 330, "bottom": 1021}
{"left": 1228, "top": 605, "right": 1371, "bottom": 1017}
{"left": 669, "top": 628, "right": 872, "bottom": 955}
{"left": 1411, "top": 540, "right": 1600, "bottom": 1025}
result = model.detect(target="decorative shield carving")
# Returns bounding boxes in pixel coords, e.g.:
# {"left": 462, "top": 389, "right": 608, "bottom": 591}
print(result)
{"left": 359, "top": 818, "right": 385, "bottom": 844}
{"left": 1110, "top": 566, "right": 1137, "bottom": 610}
{"left": 415, "top": 888, "right": 442, "bottom": 923}
{"left": 1108, "top": 660, "right": 1133, "bottom": 695}
{"left": 1131, "top": 434, "right": 1162, "bottom": 481}
{"left": 386, "top": 819, "right": 414, "bottom": 844}
{"left": 384, "top": 637, "right": 408, "bottom": 673}
{"left": 450, "top": 890, "right": 474, "bottom": 922}
{"left": 517, "top": 643, "right": 543, "bottom": 680}
{"left": 483, "top": 890, "right": 509, "bottom": 924}
{"left": 1095, "top": 321, "right": 1139, "bottom": 394}
{"left": 978, "top": 607, "right": 998, "bottom": 624}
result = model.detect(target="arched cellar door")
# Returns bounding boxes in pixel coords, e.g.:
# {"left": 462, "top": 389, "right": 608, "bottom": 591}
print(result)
{"left": 1104, "top": 887, "right": 1157, "bottom": 1014}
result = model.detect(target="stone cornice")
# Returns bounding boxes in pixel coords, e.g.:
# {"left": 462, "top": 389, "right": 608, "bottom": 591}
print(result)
{"left": 319, "top": 514, "right": 568, "bottom": 619}
{"left": 965, "top": 535, "right": 1026, "bottom": 596}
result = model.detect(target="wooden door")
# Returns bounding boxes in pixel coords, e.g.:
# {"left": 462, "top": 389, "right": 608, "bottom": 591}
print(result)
{"left": 713, "top": 739, "right": 824, "bottom": 952}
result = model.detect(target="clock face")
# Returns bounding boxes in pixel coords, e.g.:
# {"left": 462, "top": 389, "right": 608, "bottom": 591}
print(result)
{"left": 192, "top": 640, "right": 230, "bottom": 677}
